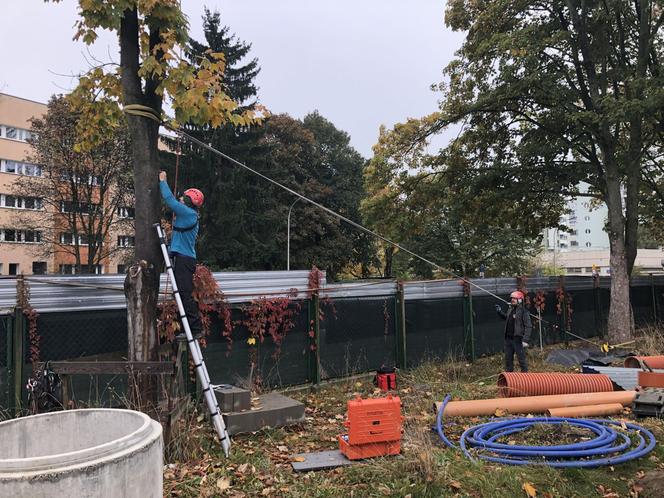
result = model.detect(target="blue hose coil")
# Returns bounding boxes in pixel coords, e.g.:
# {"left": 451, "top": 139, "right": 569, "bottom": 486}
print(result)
{"left": 436, "top": 394, "right": 656, "bottom": 468}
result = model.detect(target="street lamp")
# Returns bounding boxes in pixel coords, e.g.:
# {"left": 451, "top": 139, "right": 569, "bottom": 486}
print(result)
{"left": 287, "top": 197, "right": 302, "bottom": 271}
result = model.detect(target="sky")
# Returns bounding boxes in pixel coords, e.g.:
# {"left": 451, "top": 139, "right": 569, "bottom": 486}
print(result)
{"left": 0, "top": 0, "right": 464, "bottom": 157}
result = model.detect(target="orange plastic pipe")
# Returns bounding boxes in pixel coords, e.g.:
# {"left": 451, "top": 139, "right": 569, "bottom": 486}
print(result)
{"left": 497, "top": 372, "right": 614, "bottom": 397}
{"left": 546, "top": 403, "right": 623, "bottom": 418}
{"left": 434, "top": 391, "right": 636, "bottom": 417}
{"left": 638, "top": 371, "right": 664, "bottom": 388}
{"left": 624, "top": 356, "right": 664, "bottom": 369}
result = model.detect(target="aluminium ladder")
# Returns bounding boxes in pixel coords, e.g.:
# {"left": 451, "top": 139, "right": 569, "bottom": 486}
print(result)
{"left": 155, "top": 223, "right": 231, "bottom": 456}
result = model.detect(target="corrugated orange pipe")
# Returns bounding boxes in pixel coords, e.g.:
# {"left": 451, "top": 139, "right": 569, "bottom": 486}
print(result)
{"left": 546, "top": 403, "right": 624, "bottom": 418}
{"left": 624, "top": 355, "right": 664, "bottom": 369}
{"left": 434, "top": 391, "right": 636, "bottom": 417}
{"left": 497, "top": 372, "right": 614, "bottom": 397}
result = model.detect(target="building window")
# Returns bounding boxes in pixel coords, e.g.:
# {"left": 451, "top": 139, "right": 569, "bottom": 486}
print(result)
{"left": 59, "top": 232, "right": 99, "bottom": 246}
{"left": 0, "top": 263, "right": 3, "bottom": 275}
{"left": 586, "top": 242, "right": 592, "bottom": 247}
{"left": 60, "top": 201, "right": 99, "bottom": 214}
{"left": 0, "top": 194, "right": 42, "bottom": 210}
{"left": 117, "top": 264, "right": 126, "bottom": 274}
{"left": 8, "top": 263, "right": 19, "bottom": 275}
{"left": 0, "top": 229, "right": 41, "bottom": 243}
{"left": 569, "top": 229, "right": 577, "bottom": 236}
{"left": 117, "top": 235, "right": 135, "bottom": 247}
{"left": 0, "top": 125, "right": 32, "bottom": 142}
{"left": 58, "top": 264, "right": 102, "bottom": 275}
{"left": 585, "top": 229, "right": 591, "bottom": 234}
{"left": 117, "top": 206, "right": 135, "bottom": 219}
{"left": 0, "top": 159, "right": 42, "bottom": 176}
{"left": 32, "top": 262, "right": 47, "bottom": 275}
{"left": 570, "top": 241, "right": 579, "bottom": 247}
{"left": 81, "top": 265, "right": 103, "bottom": 274}
{"left": 584, "top": 216, "right": 590, "bottom": 221}
{"left": 59, "top": 264, "right": 74, "bottom": 275}
{"left": 59, "top": 233, "right": 74, "bottom": 245}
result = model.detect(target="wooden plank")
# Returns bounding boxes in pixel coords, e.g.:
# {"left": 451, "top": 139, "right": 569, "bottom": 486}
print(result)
{"left": 37, "top": 361, "right": 175, "bottom": 376}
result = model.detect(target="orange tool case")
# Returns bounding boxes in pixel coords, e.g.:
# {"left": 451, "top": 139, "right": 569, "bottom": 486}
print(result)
{"left": 338, "top": 394, "right": 403, "bottom": 460}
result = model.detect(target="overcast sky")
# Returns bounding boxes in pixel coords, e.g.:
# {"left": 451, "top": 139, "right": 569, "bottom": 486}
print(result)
{"left": 1, "top": 0, "right": 464, "bottom": 157}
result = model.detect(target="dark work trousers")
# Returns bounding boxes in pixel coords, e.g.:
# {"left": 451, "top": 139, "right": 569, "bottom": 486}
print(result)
{"left": 172, "top": 254, "right": 201, "bottom": 336}
{"left": 504, "top": 337, "right": 528, "bottom": 372}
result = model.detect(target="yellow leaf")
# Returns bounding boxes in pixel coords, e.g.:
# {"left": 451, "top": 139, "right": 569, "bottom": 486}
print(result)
{"left": 522, "top": 482, "right": 537, "bottom": 497}
{"left": 291, "top": 457, "right": 305, "bottom": 462}
{"left": 495, "top": 408, "right": 507, "bottom": 417}
{"left": 216, "top": 477, "right": 231, "bottom": 491}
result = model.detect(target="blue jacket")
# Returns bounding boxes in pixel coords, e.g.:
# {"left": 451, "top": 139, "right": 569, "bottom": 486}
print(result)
{"left": 159, "top": 180, "right": 198, "bottom": 259}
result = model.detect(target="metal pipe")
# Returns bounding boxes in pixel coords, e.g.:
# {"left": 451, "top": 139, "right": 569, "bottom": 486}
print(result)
{"left": 433, "top": 391, "right": 636, "bottom": 417}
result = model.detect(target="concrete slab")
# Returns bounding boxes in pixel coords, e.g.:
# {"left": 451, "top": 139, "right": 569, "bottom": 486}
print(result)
{"left": 290, "top": 450, "right": 355, "bottom": 472}
{"left": 213, "top": 384, "right": 251, "bottom": 412}
{"left": 222, "top": 392, "right": 305, "bottom": 435}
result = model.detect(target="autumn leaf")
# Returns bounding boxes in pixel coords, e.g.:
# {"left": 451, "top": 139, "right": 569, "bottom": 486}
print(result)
{"left": 217, "top": 477, "right": 231, "bottom": 491}
{"left": 522, "top": 481, "right": 537, "bottom": 497}
{"left": 291, "top": 457, "right": 305, "bottom": 462}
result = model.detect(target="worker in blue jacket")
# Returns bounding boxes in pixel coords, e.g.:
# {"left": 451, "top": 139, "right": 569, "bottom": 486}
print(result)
{"left": 159, "top": 171, "right": 205, "bottom": 338}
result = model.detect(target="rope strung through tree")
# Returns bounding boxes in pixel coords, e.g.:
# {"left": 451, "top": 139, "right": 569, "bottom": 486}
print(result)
{"left": 121, "top": 104, "right": 604, "bottom": 348}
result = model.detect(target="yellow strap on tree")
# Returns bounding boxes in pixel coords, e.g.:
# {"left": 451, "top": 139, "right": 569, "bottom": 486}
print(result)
{"left": 122, "top": 104, "right": 163, "bottom": 124}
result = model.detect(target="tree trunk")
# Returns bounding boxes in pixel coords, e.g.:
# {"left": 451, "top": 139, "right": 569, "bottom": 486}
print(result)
{"left": 605, "top": 170, "right": 634, "bottom": 343}
{"left": 120, "top": 8, "right": 163, "bottom": 408}
{"left": 124, "top": 261, "right": 159, "bottom": 408}
{"left": 607, "top": 236, "right": 633, "bottom": 343}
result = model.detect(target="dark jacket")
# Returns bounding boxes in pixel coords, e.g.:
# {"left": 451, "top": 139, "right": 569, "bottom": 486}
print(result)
{"left": 497, "top": 304, "right": 532, "bottom": 342}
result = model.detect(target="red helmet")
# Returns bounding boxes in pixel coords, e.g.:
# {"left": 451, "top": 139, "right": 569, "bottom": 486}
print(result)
{"left": 183, "top": 188, "right": 204, "bottom": 207}
{"left": 510, "top": 291, "right": 524, "bottom": 300}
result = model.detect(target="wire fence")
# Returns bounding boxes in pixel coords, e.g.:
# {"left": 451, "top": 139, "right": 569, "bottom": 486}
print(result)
{"left": 0, "top": 275, "right": 662, "bottom": 411}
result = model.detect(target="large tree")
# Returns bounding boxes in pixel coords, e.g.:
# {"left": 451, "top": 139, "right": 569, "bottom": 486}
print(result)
{"left": 400, "top": 0, "right": 664, "bottom": 342}
{"left": 164, "top": 8, "right": 266, "bottom": 269}
{"left": 48, "top": 0, "right": 260, "bottom": 402}
{"left": 14, "top": 95, "right": 133, "bottom": 273}
{"left": 362, "top": 124, "right": 549, "bottom": 278}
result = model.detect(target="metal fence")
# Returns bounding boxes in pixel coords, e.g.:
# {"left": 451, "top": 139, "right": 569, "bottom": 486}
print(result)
{"left": 0, "top": 273, "right": 662, "bottom": 411}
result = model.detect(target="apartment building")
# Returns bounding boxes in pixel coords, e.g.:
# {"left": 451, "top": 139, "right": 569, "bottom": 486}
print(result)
{"left": 0, "top": 93, "right": 134, "bottom": 275}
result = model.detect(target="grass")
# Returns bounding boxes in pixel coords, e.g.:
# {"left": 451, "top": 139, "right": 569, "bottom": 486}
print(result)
{"left": 164, "top": 330, "right": 664, "bottom": 497}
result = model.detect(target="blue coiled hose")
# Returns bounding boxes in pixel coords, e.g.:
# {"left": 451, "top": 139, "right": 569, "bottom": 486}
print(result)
{"left": 436, "top": 394, "right": 656, "bottom": 468}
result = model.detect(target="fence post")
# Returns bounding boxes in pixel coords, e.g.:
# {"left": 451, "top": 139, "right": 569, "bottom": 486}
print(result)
{"left": 593, "top": 273, "right": 604, "bottom": 338}
{"left": 651, "top": 273, "right": 659, "bottom": 324}
{"left": 308, "top": 292, "right": 321, "bottom": 385}
{"left": 4, "top": 314, "right": 14, "bottom": 414}
{"left": 462, "top": 280, "right": 475, "bottom": 362}
{"left": 559, "top": 276, "right": 569, "bottom": 345}
{"left": 12, "top": 307, "right": 25, "bottom": 413}
{"left": 395, "top": 282, "right": 407, "bottom": 369}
